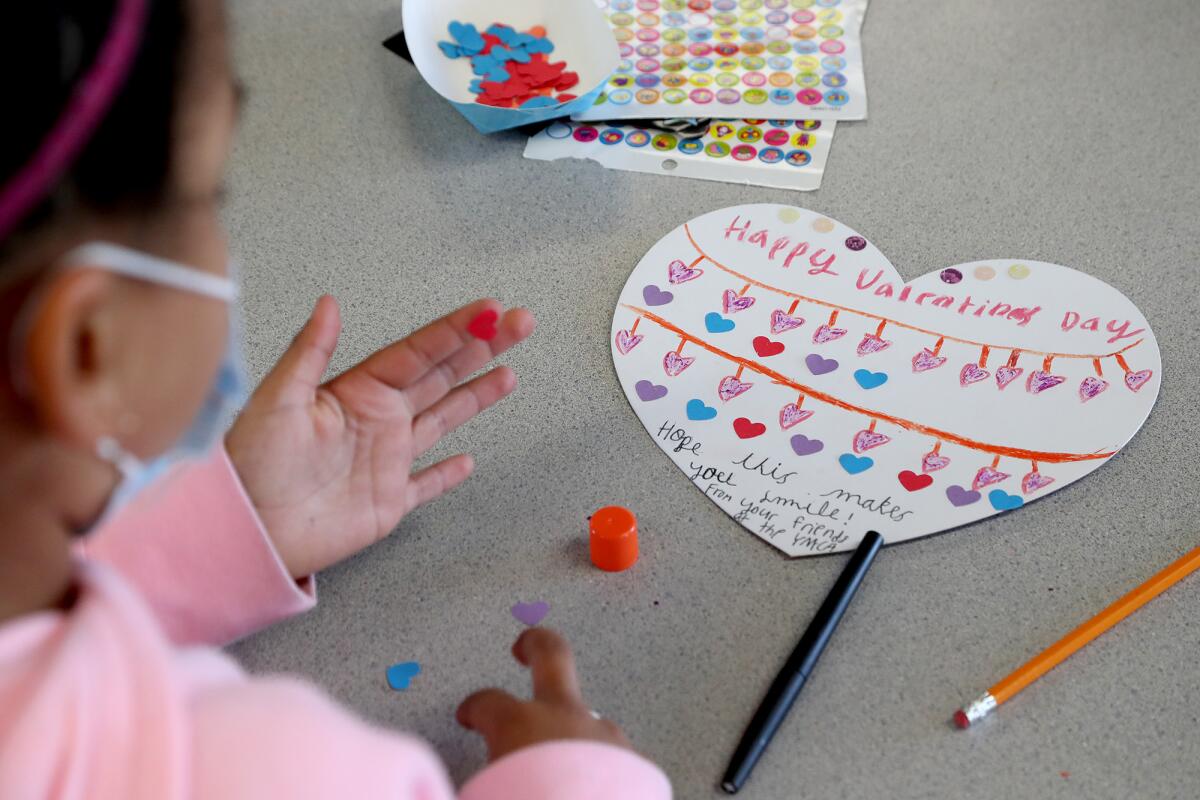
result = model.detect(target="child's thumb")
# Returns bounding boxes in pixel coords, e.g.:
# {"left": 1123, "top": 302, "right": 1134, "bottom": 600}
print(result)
{"left": 261, "top": 294, "right": 342, "bottom": 401}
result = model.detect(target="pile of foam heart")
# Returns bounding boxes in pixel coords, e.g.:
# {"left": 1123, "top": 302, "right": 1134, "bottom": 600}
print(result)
{"left": 439, "top": 21, "right": 580, "bottom": 110}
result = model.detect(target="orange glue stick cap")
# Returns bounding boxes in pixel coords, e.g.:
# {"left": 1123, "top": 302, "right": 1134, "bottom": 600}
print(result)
{"left": 589, "top": 506, "right": 638, "bottom": 572}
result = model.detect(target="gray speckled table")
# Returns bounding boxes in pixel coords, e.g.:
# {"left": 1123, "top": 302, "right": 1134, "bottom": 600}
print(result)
{"left": 225, "top": 1, "right": 1200, "bottom": 797}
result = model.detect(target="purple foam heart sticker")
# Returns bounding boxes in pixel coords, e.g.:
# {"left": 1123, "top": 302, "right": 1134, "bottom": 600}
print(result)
{"left": 635, "top": 380, "right": 667, "bottom": 401}
{"left": 946, "top": 485, "right": 981, "bottom": 507}
{"left": 511, "top": 601, "right": 550, "bottom": 626}
{"left": 790, "top": 434, "right": 824, "bottom": 456}
{"left": 642, "top": 284, "right": 674, "bottom": 306}
{"left": 805, "top": 353, "right": 839, "bottom": 375}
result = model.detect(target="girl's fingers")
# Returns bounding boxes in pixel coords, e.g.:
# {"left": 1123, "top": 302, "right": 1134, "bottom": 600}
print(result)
{"left": 456, "top": 688, "right": 523, "bottom": 736}
{"left": 401, "top": 307, "right": 535, "bottom": 416}
{"left": 405, "top": 453, "right": 475, "bottom": 510}
{"left": 261, "top": 294, "right": 343, "bottom": 404}
{"left": 514, "top": 628, "right": 584, "bottom": 707}
{"left": 410, "top": 367, "right": 518, "bottom": 457}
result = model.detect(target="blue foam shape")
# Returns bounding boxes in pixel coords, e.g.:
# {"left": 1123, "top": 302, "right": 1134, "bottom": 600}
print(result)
{"left": 520, "top": 95, "right": 559, "bottom": 109}
{"left": 484, "top": 65, "right": 510, "bottom": 83}
{"left": 525, "top": 38, "right": 555, "bottom": 55}
{"left": 509, "top": 33, "right": 536, "bottom": 48}
{"left": 438, "top": 41, "right": 464, "bottom": 59}
{"left": 448, "top": 21, "right": 485, "bottom": 53}
{"left": 469, "top": 78, "right": 484, "bottom": 95}
{"left": 506, "top": 47, "right": 532, "bottom": 64}
{"left": 486, "top": 24, "right": 517, "bottom": 44}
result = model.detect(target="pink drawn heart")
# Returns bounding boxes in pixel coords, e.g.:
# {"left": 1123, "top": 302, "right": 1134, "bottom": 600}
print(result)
{"left": 921, "top": 451, "right": 951, "bottom": 473}
{"left": 1078, "top": 376, "right": 1108, "bottom": 402}
{"left": 912, "top": 348, "right": 947, "bottom": 373}
{"left": 770, "top": 309, "right": 805, "bottom": 334}
{"left": 615, "top": 330, "right": 643, "bottom": 354}
{"left": 662, "top": 351, "right": 695, "bottom": 377}
{"left": 779, "top": 403, "right": 814, "bottom": 429}
{"left": 972, "top": 466, "right": 1011, "bottom": 490}
{"left": 1027, "top": 370, "right": 1066, "bottom": 394}
{"left": 995, "top": 365, "right": 1023, "bottom": 389}
{"left": 960, "top": 363, "right": 990, "bottom": 387}
{"left": 856, "top": 334, "right": 892, "bottom": 356}
{"left": 1124, "top": 369, "right": 1153, "bottom": 392}
{"left": 722, "top": 289, "right": 756, "bottom": 314}
{"left": 1021, "top": 471, "right": 1056, "bottom": 494}
{"left": 667, "top": 259, "right": 703, "bottom": 284}
{"left": 852, "top": 429, "right": 891, "bottom": 453}
{"left": 812, "top": 324, "right": 848, "bottom": 344}
{"left": 718, "top": 375, "right": 753, "bottom": 401}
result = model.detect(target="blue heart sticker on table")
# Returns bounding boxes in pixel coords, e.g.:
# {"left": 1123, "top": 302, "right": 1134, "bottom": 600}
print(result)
{"left": 705, "top": 312, "right": 735, "bottom": 333}
{"left": 988, "top": 489, "right": 1024, "bottom": 511}
{"left": 853, "top": 369, "right": 889, "bottom": 390}
{"left": 838, "top": 453, "right": 874, "bottom": 474}
{"left": 686, "top": 399, "right": 717, "bottom": 420}
{"left": 386, "top": 661, "right": 421, "bottom": 691}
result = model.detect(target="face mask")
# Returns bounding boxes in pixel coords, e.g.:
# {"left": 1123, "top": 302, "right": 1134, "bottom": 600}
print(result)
{"left": 62, "top": 242, "right": 248, "bottom": 528}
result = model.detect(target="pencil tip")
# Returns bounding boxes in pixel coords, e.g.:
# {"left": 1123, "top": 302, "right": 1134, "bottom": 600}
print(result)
{"left": 953, "top": 709, "right": 970, "bottom": 729}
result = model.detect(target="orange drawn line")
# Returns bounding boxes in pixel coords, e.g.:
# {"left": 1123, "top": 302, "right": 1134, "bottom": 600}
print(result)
{"left": 787, "top": 299, "right": 800, "bottom": 315}
{"left": 623, "top": 304, "right": 1116, "bottom": 464}
{"left": 675, "top": 337, "right": 685, "bottom": 354}
{"left": 682, "top": 223, "right": 1144, "bottom": 361}
{"left": 932, "top": 336, "right": 945, "bottom": 357}
{"left": 980, "top": 346, "right": 991, "bottom": 369}
{"left": 875, "top": 320, "right": 887, "bottom": 337}
{"left": 1093, "top": 358, "right": 1103, "bottom": 377}
{"left": 1043, "top": 355, "right": 1054, "bottom": 372}
{"left": 1008, "top": 349, "right": 1021, "bottom": 368}
{"left": 630, "top": 317, "right": 641, "bottom": 335}
{"left": 1115, "top": 353, "right": 1131, "bottom": 373}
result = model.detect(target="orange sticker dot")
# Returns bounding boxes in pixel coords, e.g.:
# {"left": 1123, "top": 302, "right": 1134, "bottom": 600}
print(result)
{"left": 812, "top": 218, "right": 835, "bottom": 233}
{"left": 974, "top": 265, "right": 996, "bottom": 281}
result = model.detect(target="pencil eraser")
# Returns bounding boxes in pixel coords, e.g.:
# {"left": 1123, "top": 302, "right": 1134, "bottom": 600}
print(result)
{"left": 952, "top": 709, "right": 970, "bottom": 730}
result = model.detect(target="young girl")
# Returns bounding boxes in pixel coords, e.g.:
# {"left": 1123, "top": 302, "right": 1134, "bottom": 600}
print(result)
{"left": 0, "top": 1, "right": 670, "bottom": 797}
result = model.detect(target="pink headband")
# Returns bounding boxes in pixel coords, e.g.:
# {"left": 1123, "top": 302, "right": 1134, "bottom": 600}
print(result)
{"left": 0, "top": 0, "right": 149, "bottom": 242}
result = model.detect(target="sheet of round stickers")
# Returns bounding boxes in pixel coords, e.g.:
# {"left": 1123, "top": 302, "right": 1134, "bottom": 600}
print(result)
{"left": 575, "top": 0, "right": 868, "bottom": 122}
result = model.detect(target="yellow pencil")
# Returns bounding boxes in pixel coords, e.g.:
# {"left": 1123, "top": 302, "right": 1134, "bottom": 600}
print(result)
{"left": 955, "top": 543, "right": 1200, "bottom": 728}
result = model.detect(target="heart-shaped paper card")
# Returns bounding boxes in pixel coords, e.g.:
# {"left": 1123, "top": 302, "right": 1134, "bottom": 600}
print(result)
{"left": 611, "top": 204, "right": 1161, "bottom": 556}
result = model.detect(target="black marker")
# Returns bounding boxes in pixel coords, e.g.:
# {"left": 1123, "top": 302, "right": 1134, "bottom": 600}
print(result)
{"left": 720, "top": 530, "right": 884, "bottom": 794}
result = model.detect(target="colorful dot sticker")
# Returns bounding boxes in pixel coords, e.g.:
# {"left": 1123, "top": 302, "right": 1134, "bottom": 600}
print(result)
{"left": 582, "top": 0, "right": 865, "bottom": 119}
{"left": 812, "top": 217, "right": 835, "bottom": 233}
{"left": 845, "top": 235, "right": 867, "bottom": 251}
{"left": 974, "top": 265, "right": 996, "bottom": 281}
{"left": 778, "top": 207, "right": 802, "bottom": 223}
{"left": 1008, "top": 263, "right": 1031, "bottom": 279}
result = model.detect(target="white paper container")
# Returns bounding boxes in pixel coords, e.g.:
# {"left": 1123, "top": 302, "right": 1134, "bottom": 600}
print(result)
{"left": 402, "top": 0, "right": 620, "bottom": 133}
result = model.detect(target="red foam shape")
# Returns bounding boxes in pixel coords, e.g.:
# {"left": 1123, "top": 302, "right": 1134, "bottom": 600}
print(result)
{"left": 467, "top": 309, "right": 500, "bottom": 341}
{"left": 555, "top": 72, "right": 580, "bottom": 91}
{"left": 556, "top": 94, "right": 577, "bottom": 102}
{"left": 479, "top": 33, "right": 502, "bottom": 54}
{"left": 752, "top": 336, "right": 785, "bottom": 357}
{"left": 953, "top": 709, "right": 970, "bottom": 729}
{"left": 475, "top": 94, "right": 515, "bottom": 108}
{"left": 898, "top": 470, "right": 934, "bottom": 492}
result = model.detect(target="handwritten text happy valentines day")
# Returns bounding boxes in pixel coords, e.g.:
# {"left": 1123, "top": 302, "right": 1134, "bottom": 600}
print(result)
{"left": 723, "top": 215, "right": 1145, "bottom": 344}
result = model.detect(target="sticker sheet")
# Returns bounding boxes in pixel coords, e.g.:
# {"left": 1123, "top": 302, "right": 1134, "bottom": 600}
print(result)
{"left": 611, "top": 205, "right": 1161, "bottom": 557}
{"left": 525, "top": 118, "right": 835, "bottom": 190}
{"left": 576, "top": 0, "right": 868, "bottom": 123}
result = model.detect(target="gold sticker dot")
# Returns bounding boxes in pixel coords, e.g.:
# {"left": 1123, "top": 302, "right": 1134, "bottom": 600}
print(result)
{"left": 973, "top": 265, "right": 996, "bottom": 281}
{"left": 811, "top": 217, "right": 835, "bottom": 233}
{"left": 778, "top": 207, "right": 802, "bottom": 223}
{"left": 1008, "top": 263, "right": 1031, "bottom": 279}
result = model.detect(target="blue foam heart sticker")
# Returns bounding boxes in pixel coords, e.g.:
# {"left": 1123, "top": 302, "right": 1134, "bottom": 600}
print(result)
{"left": 705, "top": 312, "right": 735, "bottom": 333}
{"left": 988, "top": 490, "right": 1024, "bottom": 511}
{"left": 686, "top": 399, "right": 717, "bottom": 421}
{"left": 386, "top": 661, "right": 421, "bottom": 691}
{"left": 853, "top": 369, "right": 889, "bottom": 390}
{"left": 838, "top": 453, "right": 874, "bottom": 475}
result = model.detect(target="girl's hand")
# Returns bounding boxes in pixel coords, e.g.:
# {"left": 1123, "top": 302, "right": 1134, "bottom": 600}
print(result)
{"left": 456, "top": 628, "right": 632, "bottom": 761}
{"left": 225, "top": 295, "right": 535, "bottom": 578}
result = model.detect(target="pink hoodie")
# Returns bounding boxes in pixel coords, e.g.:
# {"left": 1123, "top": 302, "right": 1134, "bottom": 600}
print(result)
{"left": 0, "top": 448, "right": 671, "bottom": 799}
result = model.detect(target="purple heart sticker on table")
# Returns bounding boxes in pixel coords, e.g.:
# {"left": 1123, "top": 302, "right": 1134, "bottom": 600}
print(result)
{"left": 635, "top": 380, "right": 668, "bottom": 401}
{"left": 946, "top": 485, "right": 981, "bottom": 507}
{"left": 790, "top": 434, "right": 824, "bottom": 456}
{"left": 805, "top": 354, "right": 839, "bottom": 375}
{"left": 642, "top": 284, "right": 674, "bottom": 306}
{"left": 511, "top": 601, "right": 550, "bottom": 626}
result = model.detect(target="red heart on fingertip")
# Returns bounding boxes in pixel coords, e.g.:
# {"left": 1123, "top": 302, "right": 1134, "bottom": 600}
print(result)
{"left": 468, "top": 309, "right": 499, "bottom": 341}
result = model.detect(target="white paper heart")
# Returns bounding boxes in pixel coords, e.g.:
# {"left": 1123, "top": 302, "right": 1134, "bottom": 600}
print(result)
{"left": 611, "top": 204, "right": 1162, "bottom": 556}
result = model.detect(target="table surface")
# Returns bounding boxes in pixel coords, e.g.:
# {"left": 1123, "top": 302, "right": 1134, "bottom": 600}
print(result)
{"left": 226, "top": 1, "right": 1200, "bottom": 797}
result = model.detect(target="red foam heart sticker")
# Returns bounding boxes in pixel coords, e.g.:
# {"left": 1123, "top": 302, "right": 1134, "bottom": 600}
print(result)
{"left": 468, "top": 309, "right": 499, "bottom": 341}
{"left": 898, "top": 470, "right": 934, "bottom": 492}
{"left": 733, "top": 417, "right": 766, "bottom": 439}
{"left": 752, "top": 336, "right": 785, "bottom": 357}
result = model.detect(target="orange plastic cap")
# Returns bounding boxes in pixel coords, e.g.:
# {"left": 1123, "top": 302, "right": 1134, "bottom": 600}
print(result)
{"left": 589, "top": 506, "right": 638, "bottom": 572}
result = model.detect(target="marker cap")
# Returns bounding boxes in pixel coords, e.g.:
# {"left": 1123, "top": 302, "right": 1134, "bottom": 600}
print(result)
{"left": 589, "top": 506, "right": 638, "bottom": 572}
